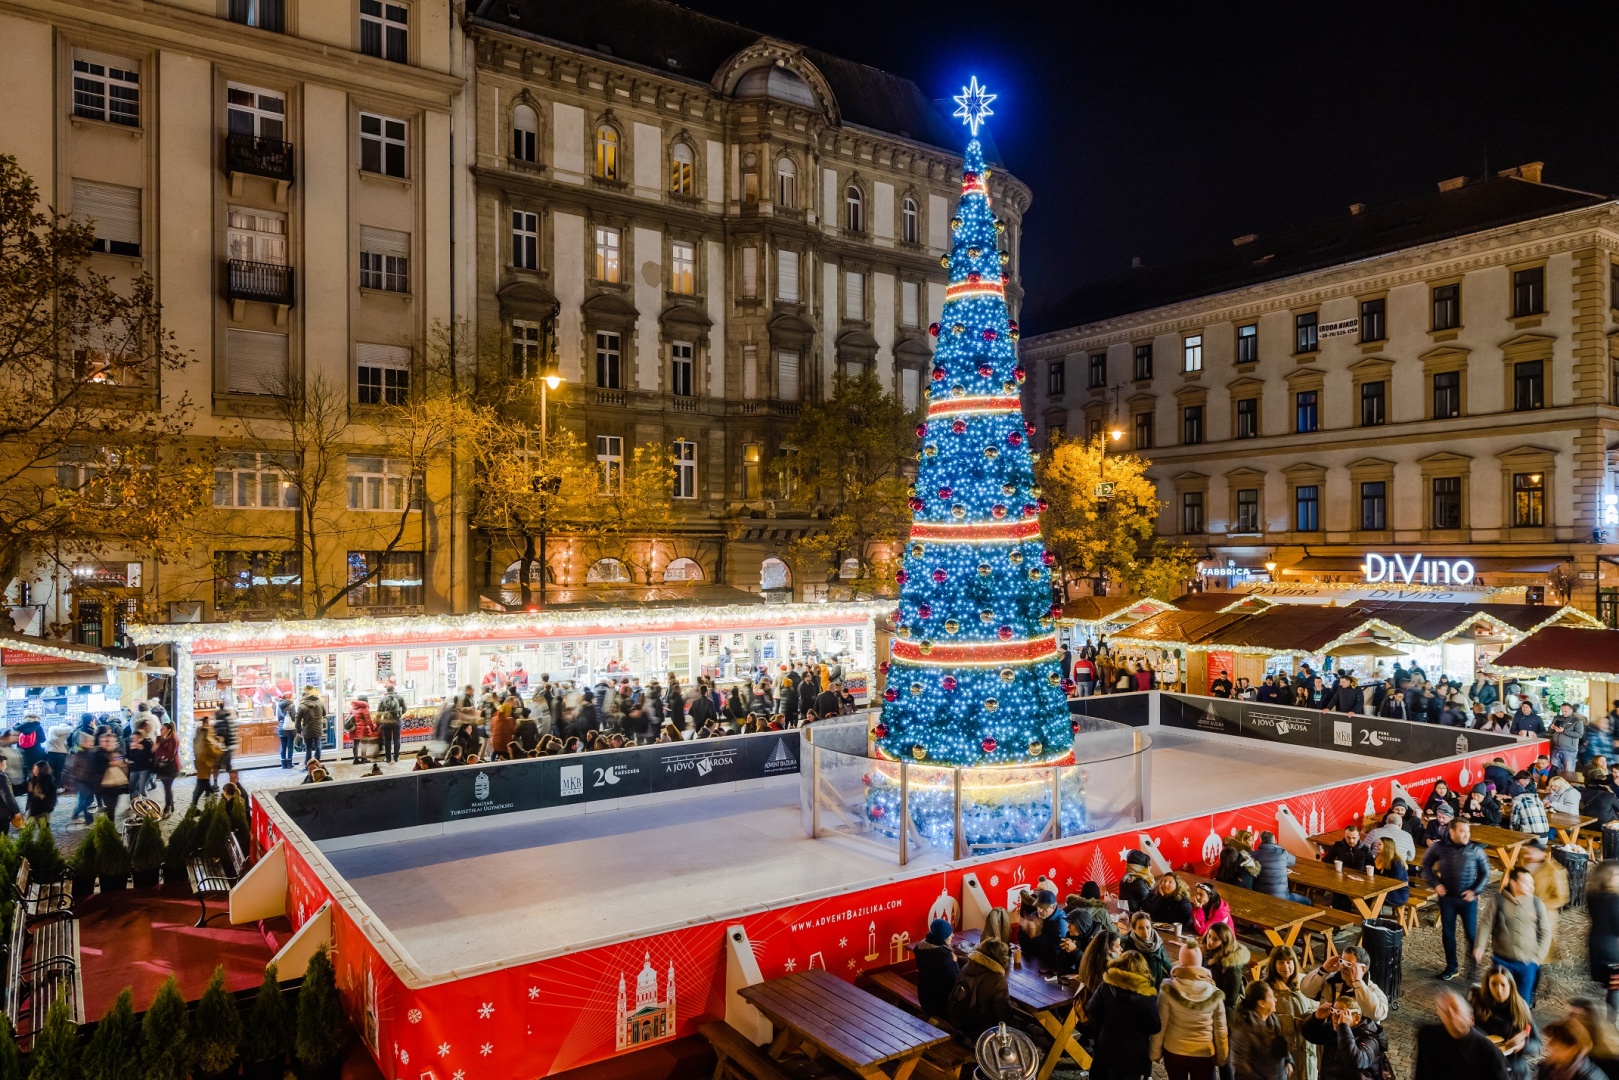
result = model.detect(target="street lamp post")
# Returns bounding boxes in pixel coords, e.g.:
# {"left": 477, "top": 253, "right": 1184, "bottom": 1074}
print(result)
{"left": 535, "top": 363, "right": 564, "bottom": 608}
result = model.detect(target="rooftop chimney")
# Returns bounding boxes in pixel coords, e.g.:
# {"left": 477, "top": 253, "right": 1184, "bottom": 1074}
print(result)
{"left": 1496, "top": 162, "right": 1544, "bottom": 183}
{"left": 1130, "top": 256, "right": 1143, "bottom": 271}
{"left": 1437, "top": 176, "right": 1467, "bottom": 193}
{"left": 1231, "top": 233, "right": 1258, "bottom": 247}
{"left": 1348, "top": 203, "right": 1365, "bottom": 216}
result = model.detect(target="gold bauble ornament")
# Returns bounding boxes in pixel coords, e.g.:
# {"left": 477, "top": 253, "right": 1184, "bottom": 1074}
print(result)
{"left": 944, "top": 619, "right": 960, "bottom": 634}
{"left": 984, "top": 698, "right": 999, "bottom": 711}
{"left": 1008, "top": 550, "right": 1024, "bottom": 565}
{"left": 951, "top": 505, "right": 967, "bottom": 519}
{"left": 918, "top": 639, "right": 934, "bottom": 655}
{"left": 977, "top": 563, "right": 992, "bottom": 577}
{"left": 999, "top": 668, "right": 1015, "bottom": 683}
{"left": 910, "top": 543, "right": 925, "bottom": 558}
{"left": 912, "top": 745, "right": 928, "bottom": 760}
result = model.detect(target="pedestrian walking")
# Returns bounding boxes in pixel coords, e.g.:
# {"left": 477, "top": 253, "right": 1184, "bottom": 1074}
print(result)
{"left": 1420, "top": 817, "right": 1491, "bottom": 981}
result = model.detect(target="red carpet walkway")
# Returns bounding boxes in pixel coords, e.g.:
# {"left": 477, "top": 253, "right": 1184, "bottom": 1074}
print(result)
{"left": 76, "top": 890, "right": 287, "bottom": 1019}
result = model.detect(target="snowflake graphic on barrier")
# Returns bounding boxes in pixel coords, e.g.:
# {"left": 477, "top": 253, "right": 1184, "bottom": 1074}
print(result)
{"left": 480, "top": 1043, "right": 494, "bottom": 1057}
{"left": 438, "top": 1043, "right": 451, "bottom": 1058}
{"left": 527, "top": 987, "right": 540, "bottom": 1001}
{"left": 407, "top": 1009, "right": 422, "bottom": 1024}
{"left": 478, "top": 1003, "right": 495, "bottom": 1019}
{"left": 784, "top": 958, "right": 797, "bottom": 972}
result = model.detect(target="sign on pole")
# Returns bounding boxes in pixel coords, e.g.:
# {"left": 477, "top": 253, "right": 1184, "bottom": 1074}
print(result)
{"left": 1093, "top": 482, "right": 1117, "bottom": 499}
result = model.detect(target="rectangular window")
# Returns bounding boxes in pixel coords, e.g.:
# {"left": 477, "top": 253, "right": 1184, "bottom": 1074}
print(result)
{"left": 1181, "top": 492, "right": 1204, "bottom": 534}
{"left": 670, "top": 341, "right": 694, "bottom": 397}
{"left": 670, "top": 240, "right": 695, "bottom": 295}
{"left": 1295, "top": 485, "right": 1320, "bottom": 532}
{"left": 1236, "top": 488, "right": 1260, "bottom": 533}
{"left": 901, "top": 281, "right": 920, "bottom": 327}
{"left": 777, "top": 350, "right": 800, "bottom": 400}
{"left": 71, "top": 49, "right": 139, "bottom": 127}
{"left": 1514, "top": 360, "right": 1544, "bottom": 411}
{"left": 226, "top": 83, "right": 286, "bottom": 141}
{"left": 594, "top": 226, "right": 621, "bottom": 282}
{"left": 227, "top": 207, "right": 287, "bottom": 264}
{"left": 345, "top": 456, "right": 419, "bottom": 511}
{"left": 1133, "top": 411, "right": 1153, "bottom": 450}
{"left": 224, "top": 328, "right": 288, "bottom": 395}
{"left": 1359, "top": 297, "right": 1386, "bottom": 343}
{"left": 1295, "top": 311, "right": 1318, "bottom": 354}
{"left": 213, "top": 452, "right": 297, "bottom": 509}
{"left": 901, "top": 367, "right": 920, "bottom": 411}
{"left": 511, "top": 210, "right": 538, "bottom": 270}
{"left": 1360, "top": 481, "right": 1387, "bottom": 531}
{"left": 1513, "top": 266, "right": 1545, "bottom": 318}
{"left": 356, "top": 342, "right": 410, "bottom": 405}
{"left": 358, "top": 225, "right": 409, "bottom": 292}
{"left": 511, "top": 319, "right": 543, "bottom": 377}
{"left": 1182, "top": 334, "right": 1203, "bottom": 373}
{"left": 741, "top": 442, "right": 762, "bottom": 499}
{"left": 776, "top": 249, "right": 799, "bottom": 302}
{"left": 359, "top": 0, "right": 409, "bottom": 62}
{"left": 1236, "top": 397, "right": 1258, "bottom": 439}
{"left": 844, "top": 271, "right": 864, "bottom": 321}
{"left": 1432, "top": 370, "right": 1461, "bottom": 419}
{"left": 1432, "top": 476, "right": 1462, "bottom": 530}
{"left": 672, "top": 440, "right": 696, "bottom": 499}
{"left": 1236, "top": 323, "right": 1258, "bottom": 363}
{"left": 1047, "top": 360, "right": 1065, "bottom": 397}
{"left": 594, "top": 331, "right": 621, "bottom": 389}
{"left": 1088, "top": 353, "right": 1106, "bottom": 389}
{"left": 1513, "top": 471, "right": 1546, "bottom": 528}
{"left": 596, "top": 435, "right": 623, "bottom": 493}
{"left": 1295, "top": 389, "right": 1318, "bottom": 433}
{"left": 1133, "top": 343, "right": 1153, "bottom": 380}
{"left": 1612, "top": 263, "right": 1619, "bottom": 311}
{"left": 71, "top": 179, "right": 141, "bottom": 256}
{"left": 1360, "top": 380, "right": 1386, "bottom": 426}
{"left": 347, "top": 550, "right": 423, "bottom": 608}
{"left": 359, "top": 112, "right": 406, "bottom": 177}
{"left": 1432, "top": 282, "right": 1460, "bottom": 330}
{"left": 228, "top": 0, "right": 284, "bottom": 30}
{"left": 1182, "top": 405, "right": 1203, "bottom": 445}
{"left": 740, "top": 247, "right": 759, "bottom": 298}
{"left": 213, "top": 550, "right": 301, "bottom": 612}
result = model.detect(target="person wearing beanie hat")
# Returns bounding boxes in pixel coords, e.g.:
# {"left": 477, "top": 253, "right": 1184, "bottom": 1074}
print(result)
{"left": 948, "top": 937, "right": 1014, "bottom": 1042}
{"left": 1121, "top": 849, "right": 1156, "bottom": 914}
{"left": 1064, "top": 882, "right": 1112, "bottom": 956}
{"left": 913, "top": 919, "right": 958, "bottom": 1020}
{"left": 1027, "top": 888, "right": 1068, "bottom": 969}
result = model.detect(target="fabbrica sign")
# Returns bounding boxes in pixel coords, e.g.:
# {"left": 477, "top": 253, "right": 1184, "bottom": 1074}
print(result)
{"left": 1362, "top": 552, "right": 1476, "bottom": 586}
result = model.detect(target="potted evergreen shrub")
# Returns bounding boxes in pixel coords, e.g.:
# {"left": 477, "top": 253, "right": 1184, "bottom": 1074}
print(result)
{"left": 82, "top": 988, "right": 140, "bottom": 1080}
{"left": 141, "top": 976, "right": 191, "bottom": 1080}
{"left": 67, "top": 821, "right": 101, "bottom": 900}
{"left": 92, "top": 815, "right": 131, "bottom": 892}
{"left": 162, "top": 807, "right": 201, "bottom": 896}
{"left": 190, "top": 966, "right": 242, "bottom": 1080}
{"left": 200, "top": 799, "right": 234, "bottom": 862}
{"left": 27, "top": 991, "right": 80, "bottom": 1079}
{"left": 293, "top": 945, "right": 342, "bottom": 1080}
{"left": 239, "top": 963, "right": 290, "bottom": 1080}
{"left": 0, "top": 832, "right": 21, "bottom": 893}
{"left": 0, "top": 1011, "right": 23, "bottom": 1080}
{"left": 18, "top": 818, "right": 66, "bottom": 883}
{"left": 129, "top": 817, "right": 164, "bottom": 889}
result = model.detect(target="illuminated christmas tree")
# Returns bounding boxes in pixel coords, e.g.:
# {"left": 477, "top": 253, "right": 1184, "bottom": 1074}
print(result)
{"left": 874, "top": 79, "right": 1072, "bottom": 771}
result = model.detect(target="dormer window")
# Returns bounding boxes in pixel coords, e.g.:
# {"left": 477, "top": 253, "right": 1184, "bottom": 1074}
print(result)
{"left": 669, "top": 142, "right": 694, "bottom": 195}
{"left": 844, "top": 183, "right": 864, "bottom": 232}
{"left": 595, "top": 124, "right": 619, "bottom": 180}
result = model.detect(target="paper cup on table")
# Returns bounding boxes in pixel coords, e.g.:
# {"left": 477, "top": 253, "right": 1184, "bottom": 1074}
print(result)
{"left": 1334, "top": 860, "right": 1344, "bottom": 873}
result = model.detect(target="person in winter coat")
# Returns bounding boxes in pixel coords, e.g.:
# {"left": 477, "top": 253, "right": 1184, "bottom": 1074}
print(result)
{"left": 152, "top": 720, "right": 179, "bottom": 816}
{"left": 947, "top": 936, "right": 1014, "bottom": 1042}
{"left": 375, "top": 685, "right": 406, "bottom": 764}
{"left": 1230, "top": 981, "right": 1291, "bottom": 1080}
{"left": 1124, "top": 912, "right": 1174, "bottom": 987}
{"left": 12, "top": 716, "right": 46, "bottom": 781}
{"left": 348, "top": 698, "right": 377, "bottom": 764}
{"left": 1365, "top": 810, "right": 1416, "bottom": 864}
{"left": 1521, "top": 841, "right": 1571, "bottom": 963}
{"left": 1200, "top": 922, "right": 1249, "bottom": 1032}
{"left": 912, "top": 919, "right": 957, "bottom": 1020}
{"left": 25, "top": 762, "right": 56, "bottom": 820}
{"left": 1026, "top": 889, "right": 1068, "bottom": 969}
{"left": 1075, "top": 930, "right": 1122, "bottom": 1007}
{"left": 1566, "top": 1000, "right": 1619, "bottom": 1078}
{"left": 1545, "top": 776, "right": 1582, "bottom": 817}
{"left": 1414, "top": 988, "right": 1509, "bottom": 1080}
{"left": 1216, "top": 830, "right": 1261, "bottom": 890}
{"left": 1579, "top": 773, "right": 1619, "bottom": 826}
{"left": 1321, "top": 825, "right": 1372, "bottom": 872}
{"left": 1462, "top": 784, "right": 1504, "bottom": 826}
{"left": 1151, "top": 944, "right": 1228, "bottom": 1080}
{"left": 1469, "top": 964, "right": 1537, "bottom": 1080}
{"left": 1084, "top": 951, "right": 1161, "bottom": 1080}
{"left": 1189, "top": 881, "right": 1235, "bottom": 937}
{"left": 1063, "top": 882, "right": 1112, "bottom": 952}
{"left": 1424, "top": 780, "right": 1461, "bottom": 818}
{"left": 1120, "top": 850, "right": 1156, "bottom": 912}
{"left": 297, "top": 687, "right": 327, "bottom": 763}
{"left": 487, "top": 697, "right": 517, "bottom": 761}
{"left": 1538, "top": 1019, "right": 1608, "bottom": 1080}
{"left": 1299, "top": 948, "right": 1389, "bottom": 1023}
{"left": 1252, "top": 832, "right": 1307, "bottom": 904}
{"left": 1550, "top": 704, "right": 1586, "bottom": 776}
{"left": 1369, "top": 839, "right": 1410, "bottom": 909}
{"left": 1145, "top": 872, "right": 1195, "bottom": 933}
{"left": 1301, "top": 995, "right": 1387, "bottom": 1080}
{"left": 1422, "top": 817, "right": 1493, "bottom": 980}
{"left": 1484, "top": 866, "right": 1551, "bottom": 1003}
{"left": 191, "top": 722, "right": 222, "bottom": 807}
{"left": 1261, "top": 947, "right": 1316, "bottom": 1080}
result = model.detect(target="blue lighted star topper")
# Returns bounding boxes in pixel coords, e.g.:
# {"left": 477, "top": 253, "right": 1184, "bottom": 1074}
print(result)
{"left": 952, "top": 76, "right": 996, "bottom": 137}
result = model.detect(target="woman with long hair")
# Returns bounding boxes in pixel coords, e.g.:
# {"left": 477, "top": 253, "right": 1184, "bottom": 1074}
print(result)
{"left": 1201, "top": 922, "right": 1250, "bottom": 1034}
{"left": 1229, "top": 981, "right": 1289, "bottom": 1080}
{"left": 1144, "top": 871, "right": 1194, "bottom": 932}
{"left": 1260, "top": 946, "right": 1315, "bottom": 1080}
{"left": 1083, "top": 950, "right": 1160, "bottom": 1080}
{"left": 1075, "top": 930, "right": 1121, "bottom": 1019}
{"left": 1468, "top": 963, "right": 1536, "bottom": 1079}
{"left": 1370, "top": 837, "right": 1410, "bottom": 908}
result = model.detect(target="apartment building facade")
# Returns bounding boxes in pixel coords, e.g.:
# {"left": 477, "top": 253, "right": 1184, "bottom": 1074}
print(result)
{"left": 460, "top": 0, "right": 1029, "bottom": 601}
{"left": 1023, "top": 167, "right": 1619, "bottom": 620}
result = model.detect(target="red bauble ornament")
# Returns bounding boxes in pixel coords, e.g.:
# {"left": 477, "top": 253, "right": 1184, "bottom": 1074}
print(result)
{"left": 951, "top": 419, "right": 968, "bottom": 434}
{"left": 1049, "top": 603, "right": 1063, "bottom": 618}
{"left": 1008, "top": 320, "right": 1020, "bottom": 333}
{"left": 879, "top": 660, "right": 891, "bottom": 674}
{"left": 937, "top": 486, "right": 953, "bottom": 499}
{"left": 907, "top": 497, "right": 924, "bottom": 512}
{"left": 978, "top": 363, "right": 994, "bottom": 378}
{"left": 1070, "top": 718, "right": 1081, "bottom": 734}
{"left": 883, "top": 688, "right": 898, "bottom": 703}
{"left": 915, "top": 423, "right": 927, "bottom": 438}
{"left": 1041, "top": 551, "right": 1056, "bottom": 566}
{"left": 998, "top": 626, "right": 1014, "bottom": 640}
{"left": 962, "top": 171, "right": 978, "bottom": 185}
{"left": 942, "top": 675, "right": 958, "bottom": 691}
{"left": 1022, "top": 504, "right": 1038, "bottom": 518}
{"left": 1037, "top": 498, "right": 1049, "bottom": 512}
{"left": 895, "top": 570, "right": 909, "bottom": 584}
{"left": 918, "top": 604, "right": 933, "bottom": 618}
{"left": 873, "top": 722, "right": 888, "bottom": 738}
{"left": 1007, "top": 431, "right": 1024, "bottom": 447}
{"left": 981, "top": 329, "right": 998, "bottom": 342}
{"left": 931, "top": 366, "right": 946, "bottom": 382}
{"left": 1013, "top": 365, "right": 1026, "bottom": 383}
{"left": 991, "top": 504, "right": 1008, "bottom": 519}
{"left": 1062, "top": 678, "right": 1077, "bottom": 695}
{"left": 981, "top": 737, "right": 998, "bottom": 754}
{"left": 870, "top": 805, "right": 886, "bottom": 820}
{"left": 1025, "top": 421, "right": 1037, "bottom": 436}
{"left": 931, "top": 568, "right": 947, "bottom": 584}
{"left": 928, "top": 322, "right": 941, "bottom": 338}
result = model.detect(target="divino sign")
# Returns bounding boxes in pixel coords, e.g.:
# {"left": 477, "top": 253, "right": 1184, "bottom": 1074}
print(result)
{"left": 1362, "top": 553, "right": 1475, "bottom": 586}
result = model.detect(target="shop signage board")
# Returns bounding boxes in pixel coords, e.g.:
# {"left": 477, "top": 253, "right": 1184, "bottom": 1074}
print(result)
{"left": 1318, "top": 318, "right": 1359, "bottom": 338}
{"left": 1, "top": 649, "right": 63, "bottom": 665}
{"left": 1237, "top": 582, "right": 1498, "bottom": 605}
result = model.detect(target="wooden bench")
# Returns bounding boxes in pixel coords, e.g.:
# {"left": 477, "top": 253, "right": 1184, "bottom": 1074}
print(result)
{"left": 5, "top": 900, "right": 82, "bottom": 1045}
{"left": 186, "top": 833, "right": 248, "bottom": 928}
{"left": 1305, "top": 909, "right": 1364, "bottom": 959}
{"left": 699, "top": 1019, "right": 797, "bottom": 1080}
{"left": 858, "top": 972, "right": 976, "bottom": 1080}
{"left": 1397, "top": 885, "right": 1436, "bottom": 932}
{"left": 864, "top": 970, "right": 924, "bottom": 1014}
{"left": 12, "top": 860, "right": 69, "bottom": 923}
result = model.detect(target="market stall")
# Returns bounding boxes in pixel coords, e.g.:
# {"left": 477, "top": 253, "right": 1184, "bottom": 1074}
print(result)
{"left": 127, "top": 602, "right": 886, "bottom": 765}
{"left": 0, "top": 631, "right": 148, "bottom": 726}
{"left": 1484, "top": 624, "right": 1619, "bottom": 714}
{"left": 1057, "top": 595, "right": 1175, "bottom": 651}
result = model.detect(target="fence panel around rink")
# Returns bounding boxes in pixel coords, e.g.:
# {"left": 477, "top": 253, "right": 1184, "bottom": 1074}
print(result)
{"left": 270, "top": 729, "right": 802, "bottom": 842}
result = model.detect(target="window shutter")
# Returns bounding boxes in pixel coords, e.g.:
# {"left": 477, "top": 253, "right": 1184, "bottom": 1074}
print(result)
{"left": 72, "top": 48, "right": 134, "bottom": 72}
{"left": 901, "top": 281, "right": 919, "bottom": 327}
{"left": 777, "top": 350, "right": 800, "bottom": 401}
{"left": 226, "top": 329, "right": 288, "bottom": 395}
{"left": 356, "top": 342, "right": 410, "bottom": 369}
{"left": 359, "top": 226, "right": 409, "bottom": 257}
{"left": 741, "top": 247, "right": 758, "bottom": 297}
{"left": 776, "top": 249, "right": 798, "bottom": 301}
{"left": 742, "top": 344, "right": 758, "bottom": 400}
{"left": 901, "top": 367, "right": 919, "bottom": 410}
{"left": 844, "top": 272, "right": 863, "bottom": 320}
{"left": 71, "top": 179, "right": 140, "bottom": 245}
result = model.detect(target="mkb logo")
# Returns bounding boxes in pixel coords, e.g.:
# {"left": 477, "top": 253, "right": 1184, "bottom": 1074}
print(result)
{"left": 473, "top": 771, "right": 491, "bottom": 801}
{"left": 762, "top": 738, "right": 798, "bottom": 774}
{"left": 560, "top": 763, "right": 584, "bottom": 797}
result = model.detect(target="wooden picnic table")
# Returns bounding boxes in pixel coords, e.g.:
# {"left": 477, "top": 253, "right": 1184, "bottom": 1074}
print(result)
{"left": 737, "top": 969, "right": 950, "bottom": 1080}
{"left": 955, "top": 928, "right": 1089, "bottom": 1080}
{"left": 1467, "top": 824, "right": 1539, "bottom": 871}
{"left": 1548, "top": 811, "right": 1596, "bottom": 847}
{"left": 1285, "top": 858, "right": 1405, "bottom": 920}
{"left": 1180, "top": 873, "right": 1327, "bottom": 951}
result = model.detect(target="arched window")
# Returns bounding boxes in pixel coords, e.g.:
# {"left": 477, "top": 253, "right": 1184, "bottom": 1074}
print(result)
{"left": 669, "top": 142, "right": 694, "bottom": 195}
{"left": 775, "top": 157, "right": 797, "bottom": 208}
{"left": 586, "top": 557, "right": 630, "bottom": 583}
{"left": 595, "top": 124, "right": 619, "bottom": 180}
{"left": 844, "top": 183, "right": 864, "bottom": 232}
{"left": 662, "top": 557, "right": 703, "bottom": 582}
{"left": 902, "top": 196, "right": 918, "bottom": 244}
{"left": 511, "top": 104, "right": 538, "bottom": 163}
{"left": 760, "top": 557, "right": 792, "bottom": 592}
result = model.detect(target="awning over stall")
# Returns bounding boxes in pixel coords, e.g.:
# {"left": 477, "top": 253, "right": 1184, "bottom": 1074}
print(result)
{"left": 1485, "top": 625, "right": 1619, "bottom": 681}
{"left": 1058, "top": 595, "right": 1174, "bottom": 625}
{"left": 0, "top": 631, "right": 141, "bottom": 685}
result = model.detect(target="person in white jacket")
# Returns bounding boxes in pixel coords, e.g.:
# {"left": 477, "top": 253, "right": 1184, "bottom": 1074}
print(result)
{"left": 1151, "top": 944, "right": 1229, "bottom": 1076}
{"left": 1298, "top": 947, "right": 1389, "bottom": 1022}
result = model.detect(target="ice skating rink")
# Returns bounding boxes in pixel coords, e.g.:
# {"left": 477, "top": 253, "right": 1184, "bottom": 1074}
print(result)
{"left": 324, "top": 729, "right": 1388, "bottom": 977}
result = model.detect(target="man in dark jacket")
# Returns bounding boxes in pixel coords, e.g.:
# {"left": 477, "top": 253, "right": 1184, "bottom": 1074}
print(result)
{"left": 1420, "top": 818, "right": 1492, "bottom": 980}
{"left": 1323, "top": 824, "right": 1372, "bottom": 872}
{"left": 687, "top": 690, "right": 716, "bottom": 729}
{"left": 948, "top": 937, "right": 1014, "bottom": 1041}
{"left": 296, "top": 688, "right": 326, "bottom": 764}
{"left": 1256, "top": 676, "right": 1282, "bottom": 704}
{"left": 1510, "top": 702, "right": 1546, "bottom": 738}
{"left": 1580, "top": 773, "right": 1619, "bottom": 826}
{"left": 1551, "top": 703, "right": 1586, "bottom": 776}
{"left": 1026, "top": 889, "right": 1067, "bottom": 969}
{"left": 1119, "top": 850, "right": 1155, "bottom": 912}
{"left": 1063, "top": 882, "right": 1111, "bottom": 951}
{"left": 912, "top": 919, "right": 958, "bottom": 1020}
{"left": 1301, "top": 995, "right": 1387, "bottom": 1080}
{"left": 375, "top": 684, "right": 406, "bottom": 764}
{"left": 1253, "top": 831, "right": 1308, "bottom": 904}
{"left": 1321, "top": 673, "right": 1364, "bottom": 716}
{"left": 1209, "top": 672, "right": 1232, "bottom": 699}
{"left": 1483, "top": 758, "right": 1523, "bottom": 796}
{"left": 814, "top": 681, "right": 843, "bottom": 719}
{"left": 1378, "top": 688, "right": 1410, "bottom": 720}
{"left": 1413, "top": 988, "right": 1508, "bottom": 1080}
{"left": 780, "top": 670, "right": 801, "bottom": 726}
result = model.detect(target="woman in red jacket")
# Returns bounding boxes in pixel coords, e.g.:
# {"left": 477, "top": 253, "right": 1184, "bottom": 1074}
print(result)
{"left": 348, "top": 697, "right": 377, "bottom": 764}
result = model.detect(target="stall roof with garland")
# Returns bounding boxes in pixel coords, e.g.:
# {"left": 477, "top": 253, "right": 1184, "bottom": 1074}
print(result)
{"left": 1485, "top": 624, "right": 1619, "bottom": 682}
{"left": 1057, "top": 595, "right": 1174, "bottom": 626}
{"left": 0, "top": 630, "right": 140, "bottom": 670}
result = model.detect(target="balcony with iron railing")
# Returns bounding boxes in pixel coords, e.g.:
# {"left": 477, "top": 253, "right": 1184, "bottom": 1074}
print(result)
{"left": 226, "top": 259, "right": 295, "bottom": 306}
{"left": 226, "top": 132, "right": 295, "bottom": 184}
